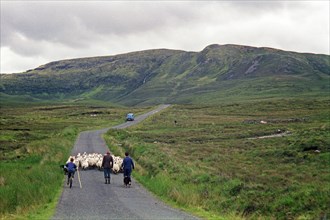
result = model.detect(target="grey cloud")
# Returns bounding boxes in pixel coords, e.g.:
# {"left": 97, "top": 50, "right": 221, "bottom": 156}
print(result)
{"left": 69, "top": 1, "right": 204, "bottom": 37}
{"left": 225, "top": 1, "right": 286, "bottom": 10}
{"left": 2, "top": 1, "right": 211, "bottom": 60}
{"left": 2, "top": 2, "right": 93, "bottom": 46}
{"left": 2, "top": 1, "right": 202, "bottom": 47}
{"left": 1, "top": 1, "right": 329, "bottom": 73}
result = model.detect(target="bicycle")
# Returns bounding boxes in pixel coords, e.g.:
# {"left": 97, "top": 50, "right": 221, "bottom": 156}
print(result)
{"left": 62, "top": 165, "right": 81, "bottom": 189}
{"left": 68, "top": 173, "right": 73, "bottom": 188}
{"left": 67, "top": 170, "right": 76, "bottom": 188}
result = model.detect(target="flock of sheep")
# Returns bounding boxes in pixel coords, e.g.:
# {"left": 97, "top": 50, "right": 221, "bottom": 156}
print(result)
{"left": 66, "top": 152, "right": 124, "bottom": 174}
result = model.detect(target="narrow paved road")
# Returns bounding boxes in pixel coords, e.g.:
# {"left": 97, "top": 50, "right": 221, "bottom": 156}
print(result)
{"left": 53, "top": 105, "right": 199, "bottom": 219}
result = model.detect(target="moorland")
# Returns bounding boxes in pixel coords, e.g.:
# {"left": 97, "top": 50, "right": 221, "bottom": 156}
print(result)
{"left": 0, "top": 44, "right": 329, "bottom": 219}
{"left": 105, "top": 98, "right": 329, "bottom": 219}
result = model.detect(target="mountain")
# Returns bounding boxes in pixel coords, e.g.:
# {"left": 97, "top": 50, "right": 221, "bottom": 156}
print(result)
{"left": 1, "top": 44, "right": 329, "bottom": 106}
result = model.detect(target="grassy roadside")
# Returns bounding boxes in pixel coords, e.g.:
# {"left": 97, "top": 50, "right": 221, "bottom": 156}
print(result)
{"left": 104, "top": 98, "right": 330, "bottom": 219}
{"left": 0, "top": 102, "right": 150, "bottom": 219}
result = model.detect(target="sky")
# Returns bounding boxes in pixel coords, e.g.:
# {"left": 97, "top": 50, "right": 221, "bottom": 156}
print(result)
{"left": 1, "top": 1, "right": 329, "bottom": 74}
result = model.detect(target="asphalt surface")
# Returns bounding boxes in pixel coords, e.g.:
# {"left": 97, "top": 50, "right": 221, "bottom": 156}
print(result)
{"left": 52, "top": 104, "right": 199, "bottom": 219}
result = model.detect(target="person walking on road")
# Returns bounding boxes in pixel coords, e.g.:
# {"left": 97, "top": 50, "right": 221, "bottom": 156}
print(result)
{"left": 102, "top": 151, "right": 113, "bottom": 184}
{"left": 122, "top": 152, "right": 135, "bottom": 186}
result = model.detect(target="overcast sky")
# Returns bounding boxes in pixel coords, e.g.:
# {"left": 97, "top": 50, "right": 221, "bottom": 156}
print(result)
{"left": 1, "top": 1, "right": 329, "bottom": 73}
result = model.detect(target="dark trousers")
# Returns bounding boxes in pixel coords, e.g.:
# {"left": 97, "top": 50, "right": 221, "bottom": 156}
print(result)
{"left": 104, "top": 168, "right": 111, "bottom": 179}
{"left": 124, "top": 168, "right": 132, "bottom": 178}
{"left": 67, "top": 171, "right": 75, "bottom": 182}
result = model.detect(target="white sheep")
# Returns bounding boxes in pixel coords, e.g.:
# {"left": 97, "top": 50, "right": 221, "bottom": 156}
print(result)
{"left": 88, "top": 154, "right": 97, "bottom": 167}
{"left": 96, "top": 158, "right": 103, "bottom": 170}
{"left": 111, "top": 155, "right": 123, "bottom": 174}
{"left": 81, "top": 159, "right": 89, "bottom": 170}
{"left": 65, "top": 152, "right": 124, "bottom": 173}
{"left": 112, "top": 163, "right": 120, "bottom": 174}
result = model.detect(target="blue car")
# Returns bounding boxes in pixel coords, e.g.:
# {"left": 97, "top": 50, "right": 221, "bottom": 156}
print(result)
{"left": 126, "top": 113, "right": 134, "bottom": 121}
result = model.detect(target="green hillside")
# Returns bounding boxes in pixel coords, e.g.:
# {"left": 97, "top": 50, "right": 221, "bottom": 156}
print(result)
{"left": 1, "top": 44, "right": 329, "bottom": 219}
{"left": 1, "top": 44, "right": 329, "bottom": 105}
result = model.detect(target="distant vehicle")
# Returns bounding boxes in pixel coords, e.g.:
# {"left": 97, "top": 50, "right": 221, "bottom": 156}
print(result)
{"left": 126, "top": 113, "right": 134, "bottom": 121}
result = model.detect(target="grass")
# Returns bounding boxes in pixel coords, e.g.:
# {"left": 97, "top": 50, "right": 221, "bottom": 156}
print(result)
{"left": 0, "top": 102, "right": 150, "bottom": 219}
{"left": 104, "top": 98, "right": 330, "bottom": 219}
{"left": 1, "top": 98, "right": 329, "bottom": 219}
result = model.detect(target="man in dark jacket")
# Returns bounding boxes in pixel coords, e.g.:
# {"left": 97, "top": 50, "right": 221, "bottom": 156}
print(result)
{"left": 102, "top": 151, "right": 113, "bottom": 184}
{"left": 122, "top": 152, "right": 135, "bottom": 186}
{"left": 65, "top": 157, "right": 77, "bottom": 185}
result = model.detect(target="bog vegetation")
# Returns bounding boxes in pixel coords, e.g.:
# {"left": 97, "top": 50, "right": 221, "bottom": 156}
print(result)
{"left": 0, "top": 102, "right": 149, "bottom": 219}
{"left": 1, "top": 44, "right": 329, "bottom": 219}
{"left": 1, "top": 98, "right": 329, "bottom": 219}
{"left": 105, "top": 98, "right": 330, "bottom": 219}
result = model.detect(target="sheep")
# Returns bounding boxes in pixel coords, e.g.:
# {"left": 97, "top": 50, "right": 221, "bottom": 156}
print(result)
{"left": 81, "top": 159, "right": 89, "bottom": 170}
{"left": 112, "top": 163, "right": 120, "bottom": 174}
{"left": 74, "top": 155, "right": 82, "bottom": 167}
{"left": 111, "top": 156, "right": 123, "bottom": 174}
{"left": 64, "top": 152, "right": 124, "bottom": 173}
{"left": 96, "top": 158, "right": 103, "bottom": 170}
{"left": 88, "top": 154, "right": 98, "bottom": 167}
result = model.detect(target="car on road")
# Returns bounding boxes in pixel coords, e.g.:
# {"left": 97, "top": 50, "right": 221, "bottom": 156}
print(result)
{"left": 126, "top": 113, "right": 134, "bottom": 121}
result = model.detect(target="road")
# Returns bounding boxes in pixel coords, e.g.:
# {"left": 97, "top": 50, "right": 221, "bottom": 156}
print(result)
{"left": 52, "top": 104, "right": 199, "bottom": 219}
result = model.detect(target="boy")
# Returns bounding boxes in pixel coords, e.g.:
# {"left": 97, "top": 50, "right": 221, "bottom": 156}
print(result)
{"left": 65, "top": 158, "right": 77, "bottom": 185}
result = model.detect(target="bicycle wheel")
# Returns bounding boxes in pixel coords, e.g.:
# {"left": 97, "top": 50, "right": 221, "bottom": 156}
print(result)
{"left": 69, "top": 177, "right": 73, "bottom": 188}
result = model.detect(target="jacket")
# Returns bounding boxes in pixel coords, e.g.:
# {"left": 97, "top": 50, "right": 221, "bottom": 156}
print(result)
{"left": 122, "top": 156, "right": 135, "bottom": 170}
{"left": 102, "top": 155, "right": 113, "bottom": 168}
{"left": 66, "top": 162, "right": 77, "bottom": 172}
